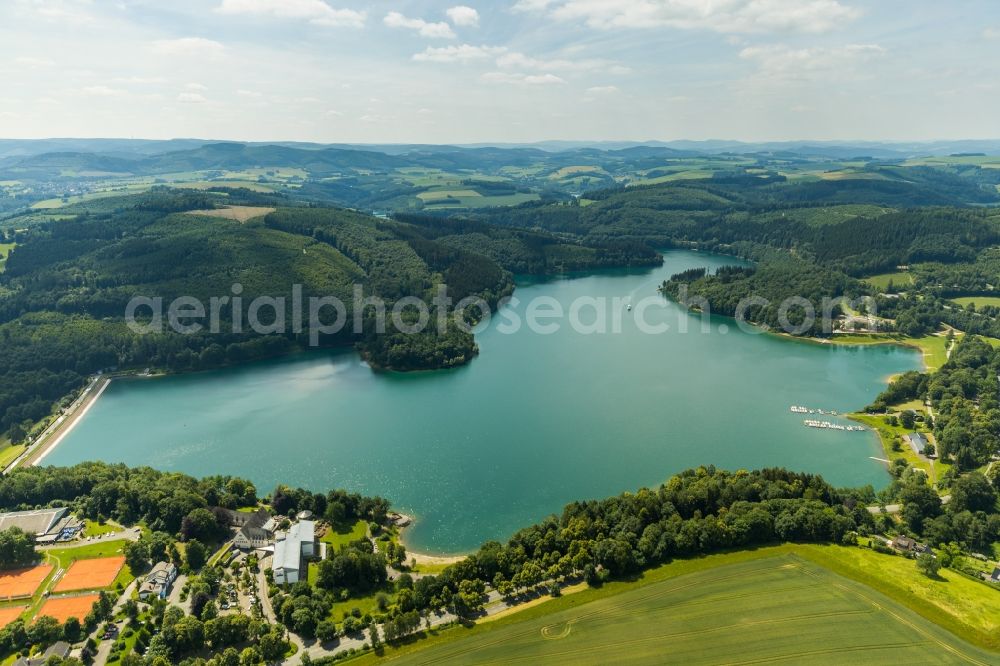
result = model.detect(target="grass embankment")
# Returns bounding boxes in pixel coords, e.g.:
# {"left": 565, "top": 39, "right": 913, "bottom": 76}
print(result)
{"left": 0, "top": 442, "right": 25, "bottom": 469}
{"left": 827, "top": 333, "right": 950, "bottom": 371}
{"left": 353, "top": 545, "right": 999, "bottom": 665}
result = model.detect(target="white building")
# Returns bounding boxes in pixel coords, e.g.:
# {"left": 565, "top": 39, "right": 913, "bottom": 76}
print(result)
{"left": 139, "top": 561, "right": 178, "bottom": 600}
{"left": 234, "top": 525, "right": 270, "bottom": 550}
{"left": 272, "top": 520, "right": 316, "bottom": 585}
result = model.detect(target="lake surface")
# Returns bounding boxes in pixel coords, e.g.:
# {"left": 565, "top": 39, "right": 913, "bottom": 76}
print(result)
{"left": 48, "top": 251, "right": 920, "bottom": 554}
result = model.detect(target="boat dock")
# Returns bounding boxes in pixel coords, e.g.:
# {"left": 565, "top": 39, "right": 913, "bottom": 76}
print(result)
{"left": 803, "top": 419, "right": 866, "bottom": 432}
{"left": 790, "top": 405, "right": 839, "bottom": 415}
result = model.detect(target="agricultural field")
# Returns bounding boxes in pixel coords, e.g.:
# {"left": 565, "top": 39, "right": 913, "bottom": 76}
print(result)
{"left": 549, "top": 165, "right": 603, "bottom": 179}
{"left": 380, "top": 553, "right": 999, "bottom": 665}
{"left": 417, "top": 189, "right": 482, "bottom": 202}
{"left": 187, "top": 205, "right": 276, "bottom": 222}
{"left": 419, "top": 189, "right": 538, "bottom": 209}
{"left": 863, "top": 271, "right": 914, "bottom": 290}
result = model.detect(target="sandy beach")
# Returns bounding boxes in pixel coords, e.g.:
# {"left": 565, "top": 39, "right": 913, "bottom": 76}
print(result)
{"left": 392, "top": 512, "right": 469, "bottom": 566}
{"left": 16, "top": 376, "right": 111, "bottom": 469}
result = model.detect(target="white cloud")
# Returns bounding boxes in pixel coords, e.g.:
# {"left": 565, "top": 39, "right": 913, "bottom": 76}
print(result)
{"left": 29, "top": 0, "right": 97, "bottom": 24}
{"left": 216, "top": 0, "right": 365, "bottom": 27}
{"left": 512, "top": 0, "right": 554, "bottom": 11}
{"left": 384, "top": 11, "right": 456, "bottom": 38}
{"left": 15, "top": 56, "right": 55, "bottom": 67}
{"left": 482, "top": 71, "right": 566, "bottom": 85}
{"left": 446, "top": 6, "right": 479, "bottom": 27}
{"left": 185, "top": 82, "right": 208, "bottom": 91}
{"left": 112, "top": 76, "right": 166, "bottom": 84}
{"left": 739, "top": 43, "right": 885, "bottom": 82}
{"left": 413, "top": 44, "right": 507, "bottom": 62}
{"left": 520, "top": 0, "right": 861, "bottom": 34}
{"left": 585, "top": 85, "right": 619, "bottom": 94}
{"left": 80, "top": 85, "right": 127, "bottom": 97}
{"left": 237, "top": 89, "right": 263, "bottom": 98}
{"left": 984, "top": 27, "right": 1000, "bottom": 40}
{"left": 177, "top": 92, "right": 208, "bottom": 103}
{"left": 151, "top": 38, "right": 225, "bottom": 58}
{"left": 497, "top": 51, "right": 627, "bottom": 74}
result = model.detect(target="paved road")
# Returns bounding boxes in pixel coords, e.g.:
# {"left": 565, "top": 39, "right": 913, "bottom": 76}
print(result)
{"left": 866, "top": 494, "right": 950, "bottom": 515}
{"left": 91, "top": 579, "right": 137, "bottom": 666}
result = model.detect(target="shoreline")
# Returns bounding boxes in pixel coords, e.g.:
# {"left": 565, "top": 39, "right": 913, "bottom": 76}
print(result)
{"left": 392, "top": 513, "right": 469, "bottom": 566}
{"left": 13, "top": 376, "right": 111, "bottom": 470}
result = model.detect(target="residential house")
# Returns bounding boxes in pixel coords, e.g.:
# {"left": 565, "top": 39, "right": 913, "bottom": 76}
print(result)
{"left": 904, "top": 432, "right": 931, "bottom": 457}
{"left": 890, "top": 535, "right": 931, "bottom": 555}
{"left": 13, "top": 641, "right": 71, "bottom": 666}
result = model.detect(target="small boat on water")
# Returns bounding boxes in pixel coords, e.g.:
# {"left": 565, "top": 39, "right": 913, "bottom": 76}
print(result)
{"left": 626, "top": 304, "right": 632, "bottom": 311}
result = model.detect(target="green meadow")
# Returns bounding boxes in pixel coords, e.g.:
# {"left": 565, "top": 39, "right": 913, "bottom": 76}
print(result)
{"left": 951, "top": 295, "right": 1000, "bottom": 309}
{"left": 864, "top": 271, "right": 914, "bottom": 290}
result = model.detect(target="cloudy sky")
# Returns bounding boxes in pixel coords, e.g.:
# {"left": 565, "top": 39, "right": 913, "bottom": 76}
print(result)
{"left": 1, "top": 0, "right": 998, "bottom": 143}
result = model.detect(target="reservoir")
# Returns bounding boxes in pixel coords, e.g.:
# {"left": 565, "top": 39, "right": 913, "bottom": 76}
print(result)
{"left": 46, "top": 251, "right": 920, "bottom": 554}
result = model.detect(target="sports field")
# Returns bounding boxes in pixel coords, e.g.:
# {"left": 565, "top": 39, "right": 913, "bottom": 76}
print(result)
{"left": 0, "top": 564, "right": 53, "bottom": 599}
{"left": 53, "top": 556, "right": 125, "bottom": 592}
{"left": 37, "top": 594, "right": 100, "bottom": 623}
{"left": 388, "top": 556, "right": 998, "bottom": 665}
{"left": 0, "top": 606, "right": 26, "bottom": 628}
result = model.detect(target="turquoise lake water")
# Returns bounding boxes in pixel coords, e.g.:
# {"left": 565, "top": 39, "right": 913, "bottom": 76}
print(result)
{"left": 47, "top": 251, "right": 920, "bottom": 554}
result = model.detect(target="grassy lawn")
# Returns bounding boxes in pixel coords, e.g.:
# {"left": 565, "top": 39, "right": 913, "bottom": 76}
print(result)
{"left": 83, "top": 519, "right": 122, "bottom": 538}
{"left": 952, "top": 295, "right": 1000, "bottom": 309}
{"left": 321, "top": 520, "right": 368, "bottom": 551}
{"left": 863, "top": 271, "right": 914, "bottom": 290}
{"left": 46, "top": 539, "right": 132, "bottom": 565}
{"left": 326, "top": 585, "right": 394, "bottom": 623}
{"left": 355, "top": 545, "right": 999, "bottom": 665}
{"left": 849, "top": 412, "right": 950, "bottom": 485}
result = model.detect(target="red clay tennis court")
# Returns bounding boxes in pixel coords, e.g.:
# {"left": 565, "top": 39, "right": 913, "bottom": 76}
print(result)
{"left": 53, "top": 556, "right": 125, "bottom": 592}
{"left": 0, "top": 606, "right": 26, "bottom": 628}
{"left": 37, "top": 594, "right": 100, "bottom": 623}
{"left": 0, "top": 564, "right": 53, "bottom": 599}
